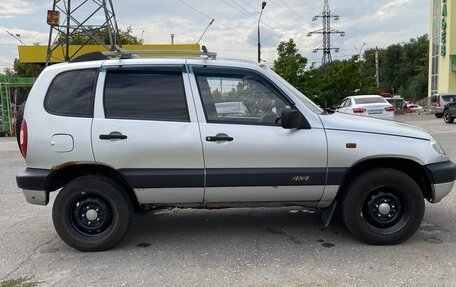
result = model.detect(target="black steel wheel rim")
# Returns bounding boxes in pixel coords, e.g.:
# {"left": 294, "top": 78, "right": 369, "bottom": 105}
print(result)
{"left": 69, "top": 193, "right": 113, "bottom": 236}
{"left": 362, "top": 188, "right": 408, "bottom": 231}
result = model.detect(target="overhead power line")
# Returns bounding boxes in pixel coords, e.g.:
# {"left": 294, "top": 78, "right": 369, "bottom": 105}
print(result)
{"left": 300, "top": 0, "right": 320, "bottom": 12}
{"left": 177, "top": 0, "right": 278, "bottom": 47}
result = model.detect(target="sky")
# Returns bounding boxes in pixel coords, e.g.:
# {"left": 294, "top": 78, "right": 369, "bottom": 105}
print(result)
{"left": 0, "top": 0, "right": 430, "bottom": 72}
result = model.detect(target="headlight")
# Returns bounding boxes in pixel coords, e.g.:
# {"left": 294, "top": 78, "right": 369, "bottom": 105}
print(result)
{"left": 431, "top": 137, "right": 446, "bottom": 155}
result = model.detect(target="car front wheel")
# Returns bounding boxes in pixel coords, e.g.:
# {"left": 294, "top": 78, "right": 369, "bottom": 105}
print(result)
{"left": 52, "top": 176, "right": 133, "bottom": 251}
{"left": 443, "top": 111, "right": 454, "bottom": 124}
{"left": 341, "top": 168, "right": 424, "bottom": 245}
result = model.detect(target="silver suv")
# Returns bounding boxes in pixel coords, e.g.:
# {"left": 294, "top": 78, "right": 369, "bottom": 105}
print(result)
{"left": 16, "top": 55, "right": 456, "bottom": 251}
{"left": 431, "top": 93, "right": 456, "bottom": 118}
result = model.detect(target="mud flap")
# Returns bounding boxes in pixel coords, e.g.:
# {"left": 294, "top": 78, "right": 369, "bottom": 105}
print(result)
{"left": 321, "top": 200, "right": 337, "bottom": 228}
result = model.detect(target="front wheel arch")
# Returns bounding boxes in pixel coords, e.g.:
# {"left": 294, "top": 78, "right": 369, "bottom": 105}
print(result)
{"left": 335, "top": 158, "right": 432, "bottom": 202}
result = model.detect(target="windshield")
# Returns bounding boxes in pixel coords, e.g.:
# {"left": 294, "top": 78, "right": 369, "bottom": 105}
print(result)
{"left": 265, "top": 68, "right": 323, "bottom": 114}
{"left": 354, "top": 97, "right": 387, "bottom": 104}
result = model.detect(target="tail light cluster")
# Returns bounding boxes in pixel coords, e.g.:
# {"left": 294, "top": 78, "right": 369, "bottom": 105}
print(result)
{"left": 19, "top": 120, "right": 27, "bottom": 158}
{"left": 437, "top": 101, "right": 441, "bottom": 107}
{"left": 353, "top": 108, "right": 366, "bottom": 113}
{"left": 385, "top": 106, "right": 396, "bottom": 112}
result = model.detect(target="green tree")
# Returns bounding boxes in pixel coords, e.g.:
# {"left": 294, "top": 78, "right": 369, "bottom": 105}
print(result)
{"left": 59, "top": 26, "right": 142, "bottom": 45}
{"left": 272, "top": 38, "right": 378, "bottom": 108}
{"left": 362, "top": 35, "right": 429, "bottom": 101}
{"left": 273, "top": 39, "right": 308, "bottom": 91}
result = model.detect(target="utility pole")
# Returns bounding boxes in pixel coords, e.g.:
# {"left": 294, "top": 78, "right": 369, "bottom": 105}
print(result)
{"left": 307, "top": 0, "right": 345, "bottom": 66}
{"left": 375, "top": 47, "right": 380, "bottom": 88}
{"left": 171, "top": 34, "right": 175, "bottom": 45}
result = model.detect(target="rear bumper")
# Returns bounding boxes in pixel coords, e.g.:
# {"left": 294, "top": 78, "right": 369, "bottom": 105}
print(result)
{"left": 431, "top": 107, "right": 444, "bottom": 114}
{"left": 424, "top": 161, "right": 456, "bottom": 203}
{"left": 16, "top": 168, "right": 51, "bottom": 206}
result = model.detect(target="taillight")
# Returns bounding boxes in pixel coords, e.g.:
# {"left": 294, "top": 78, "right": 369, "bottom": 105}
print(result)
{"left": 385, "top": 106, "right": 395, "bottom": 112}
{"left": 437, "top": 101, "right": 441, "bottom": 107}
{"left": 20, "top": 120, "right": 27, "bottom": 158}
{"left": 353, "top": 108, "right": 366, "bottom": 113}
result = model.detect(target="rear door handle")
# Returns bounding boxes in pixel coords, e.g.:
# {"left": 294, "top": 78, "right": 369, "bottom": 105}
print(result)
{"left": 99, "top": 133, "right": 127, "bottom": 140}
{"left": 206, "top": 134, "right": 233, "bottom": 142}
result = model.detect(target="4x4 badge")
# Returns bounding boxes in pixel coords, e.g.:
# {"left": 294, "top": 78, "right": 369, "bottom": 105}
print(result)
{"left": 292, "top": 175, "right": 311, "bottom": 182}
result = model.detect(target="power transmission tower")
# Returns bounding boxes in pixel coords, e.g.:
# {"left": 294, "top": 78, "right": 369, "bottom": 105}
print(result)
{"left": 307, "top": 0, "right": 345, "bottom": 66}
{"left": 45, "top": 0, "right": 121, "bottom": 66}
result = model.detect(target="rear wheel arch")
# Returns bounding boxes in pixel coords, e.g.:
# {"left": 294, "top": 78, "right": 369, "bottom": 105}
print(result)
{"left": 45, "top": 163, "right": 140, "bottom": 211}
{"left": 336, "top": 158, "right": 433, "bottom": 202}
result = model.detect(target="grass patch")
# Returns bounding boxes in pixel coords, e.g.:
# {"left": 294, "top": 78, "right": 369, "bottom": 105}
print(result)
{"left": 0, "top": 276, "right": 41, "bottom": 287}
{"left": 266, "top": 227, "right": 302, "bottom": 245}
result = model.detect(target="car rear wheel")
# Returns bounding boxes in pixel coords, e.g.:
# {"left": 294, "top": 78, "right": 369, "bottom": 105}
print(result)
{"left": 443, "top": 111, "right": 454, "bottom": 124}
{"left": 341, "top": 168, "right": 424, "bottom": 245}
{"left": 52, "top": 175, "right": 133, "bottom": 251}
{"left": 435, "top": 113, "right": 443, "bottom": 118}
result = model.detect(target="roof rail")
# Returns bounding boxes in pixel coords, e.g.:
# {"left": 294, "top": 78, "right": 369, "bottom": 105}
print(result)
{"left": 102, "top": 45, "right": 217, "bottom": 59}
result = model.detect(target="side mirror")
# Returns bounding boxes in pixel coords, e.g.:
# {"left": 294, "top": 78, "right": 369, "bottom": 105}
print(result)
{"left": 281, "top": 108, "right": 311, "bottom": 129}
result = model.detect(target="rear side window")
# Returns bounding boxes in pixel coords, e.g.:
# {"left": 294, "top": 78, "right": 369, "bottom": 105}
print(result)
{"left": 104, "top": 67, "right": 189, "bottom": 122}
{"left": 442, "top": 95, "right": 456, "bottom": 102}
{"left": 354, "top": 97, "right": 387, "bottom": 104}
{"left": 45, "top": 69, "right": 98, "bottom": 117}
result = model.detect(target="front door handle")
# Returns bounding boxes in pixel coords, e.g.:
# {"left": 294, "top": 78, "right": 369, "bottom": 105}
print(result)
{"left": 206, "top": 134, "right": 233, "bottom": 142}
{"left": 99, "top": 133, "right": 127, "bottom": 140}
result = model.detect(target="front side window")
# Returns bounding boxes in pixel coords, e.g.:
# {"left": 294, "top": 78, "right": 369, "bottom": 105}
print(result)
{"left": 45, "top": 69, "right": 98, "bottom": 117}
{"left": 104, "top": 67, "right": 189, "bottom": 122}
{"left": 194, "top": 66, "right": 291, "bottom": 125}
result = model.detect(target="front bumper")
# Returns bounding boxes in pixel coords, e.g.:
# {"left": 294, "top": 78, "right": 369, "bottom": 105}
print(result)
{"left": 424, "top": 161, "right": 456, "bottom": 203}
{"left": 16, "top": 168, "right": 51, "bottom": 205}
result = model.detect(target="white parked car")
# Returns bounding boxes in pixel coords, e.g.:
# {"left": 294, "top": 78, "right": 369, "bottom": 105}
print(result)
{"left": 407, "top": 104, "right": 424, "bottom": 113}
{"left": 336, "top": 95, "right": 396, "bottom": 120}
{"left": 15, "top": 52, "right": 455, "bottom": 251}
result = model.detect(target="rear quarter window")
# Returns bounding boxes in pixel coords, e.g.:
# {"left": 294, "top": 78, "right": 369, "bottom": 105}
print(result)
{"left": 44, "top": 69, "right": 98, "bottom": 117}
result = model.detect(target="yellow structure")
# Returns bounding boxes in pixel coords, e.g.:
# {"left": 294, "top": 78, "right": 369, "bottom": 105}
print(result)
{"left": 18, "top": 44, "right": 201, "bottom": 64}
{"left": 429, "top": 0, "right": 456, "bottom": 97}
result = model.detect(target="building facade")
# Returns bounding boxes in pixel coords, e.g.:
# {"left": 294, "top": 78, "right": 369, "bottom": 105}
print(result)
{"left": 429, "top": 0, "right": 456, "bottom": 97}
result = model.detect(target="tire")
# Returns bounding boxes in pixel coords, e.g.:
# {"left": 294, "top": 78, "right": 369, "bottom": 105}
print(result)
{"left": 443, "top": 111, "right": 454, "bottom": 124}
{"left": 435, "top": 113, "right": 443, "bottom": 118}
{"left": 15, "top": 102, "right": 26, "bottom": 147}
{"left": 52, "top": 176, "right": 133, "bottom": 252}
{"left": 341, "top": 168, "right": 424, "bottom": 245}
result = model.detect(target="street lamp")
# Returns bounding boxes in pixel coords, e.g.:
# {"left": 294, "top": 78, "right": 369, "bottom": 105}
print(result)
{"left": 354, "top": 42, "right": 366, "bottom": 62}
{"left": 257, "top": 1, "right": 266, "bottom": 63}
{"left": 6, "top": 31, "right": 25, "bottom": 45}
{"left": 354, "top": 43, "right": 366, "bottom": 93}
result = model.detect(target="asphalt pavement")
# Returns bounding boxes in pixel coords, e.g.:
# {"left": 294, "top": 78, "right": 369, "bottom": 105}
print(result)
{"left": 1, "top": 113, "right": 455, "bottom": 286}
